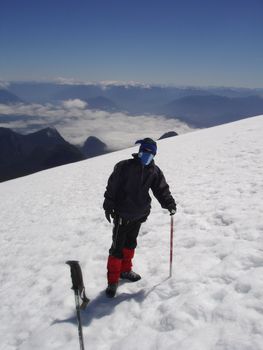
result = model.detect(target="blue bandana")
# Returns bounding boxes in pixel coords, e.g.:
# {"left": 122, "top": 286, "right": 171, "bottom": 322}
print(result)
{"left": 138, "top": 151, "right": 154, "bottom": 166}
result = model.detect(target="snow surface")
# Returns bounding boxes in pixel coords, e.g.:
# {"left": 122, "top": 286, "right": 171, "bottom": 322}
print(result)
{"left": 1, "top": 116, "right": 263, "bottom": 350}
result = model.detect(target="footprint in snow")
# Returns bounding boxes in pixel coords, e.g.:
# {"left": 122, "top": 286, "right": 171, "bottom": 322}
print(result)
{"left": 235, "top": 282, "right": 251, "bottom": 294}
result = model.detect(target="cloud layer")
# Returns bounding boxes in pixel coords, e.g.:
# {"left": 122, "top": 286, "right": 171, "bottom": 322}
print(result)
{"left": 0, "top": 100, "right": 194, "bottom": 150}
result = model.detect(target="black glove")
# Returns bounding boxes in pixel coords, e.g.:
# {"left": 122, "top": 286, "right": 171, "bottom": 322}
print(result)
{"left": 105, "top": 209, "right": 115, "bottom": 223}
{"left": 168, "top": 204, "right": 177, "bottom": 216}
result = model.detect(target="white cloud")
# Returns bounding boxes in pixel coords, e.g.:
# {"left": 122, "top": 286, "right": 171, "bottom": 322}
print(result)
{"left": 99, "top": 80, "right": 151, "bottom": 89}
{"left": 55, "top": 77, "right": 152, "bottom": 89}
{"left": 0, "top": 102, "right": 194, "bottom": 149}
{"left": 62, "top": 99, "right": 87, "bottom": 109}
{"left": 55, "top": 77, "right": 93, "bottom": 85}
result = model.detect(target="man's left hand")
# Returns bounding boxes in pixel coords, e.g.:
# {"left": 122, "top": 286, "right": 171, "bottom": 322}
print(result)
{"left": 168, "top": 204, "right": 177, "bottom": 216}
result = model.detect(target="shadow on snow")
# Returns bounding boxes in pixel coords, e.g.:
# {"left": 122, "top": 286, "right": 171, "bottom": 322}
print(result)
{"left": 53, "top": 277, "right": 169, "bottom": 328}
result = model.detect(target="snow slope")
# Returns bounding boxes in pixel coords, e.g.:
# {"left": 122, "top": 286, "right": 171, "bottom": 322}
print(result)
{"left": 1, "top": 115, "right": 263, "bottom": 350}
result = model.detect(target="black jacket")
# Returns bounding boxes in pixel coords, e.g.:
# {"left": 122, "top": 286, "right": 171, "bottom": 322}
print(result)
{"left": 103, "top": 154, "right": 176, "bottom": 221}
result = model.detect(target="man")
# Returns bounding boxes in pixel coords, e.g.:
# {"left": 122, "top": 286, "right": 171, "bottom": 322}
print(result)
{"left": 103, "top": 138, "right": 176, "bottom": 297}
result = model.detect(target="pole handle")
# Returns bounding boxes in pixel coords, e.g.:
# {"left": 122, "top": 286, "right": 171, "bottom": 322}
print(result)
{"left": 66, "top": 261, "right": 89, "bottom": 308}
{"left": 66, "top": 260, "right": 85, "bottom": 291}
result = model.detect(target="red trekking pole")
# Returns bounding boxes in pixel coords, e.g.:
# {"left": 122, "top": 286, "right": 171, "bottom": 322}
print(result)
{"left": 169, "top": 215, "right": 174, "bottom": 277}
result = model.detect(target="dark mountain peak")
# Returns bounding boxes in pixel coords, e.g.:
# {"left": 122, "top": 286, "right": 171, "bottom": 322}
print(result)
{"left": 84, "top": 135, "right": 106, "bottom": 145}
{"left": 30, "top": 127, "right": 62, "bottom": 138}
{"left": 42, "top": 126, "right": 60, "bottom": 135}
{"left": 0, "top": 126, "right": 84, "bottom": 182}
{"left": 159, "top": 131, "right": 178, "bottom": 140}
{"left": 82, "top": 136, "right": 107, "bottom": 158}
{"left": 25, "top": 127, "right": 66, "bottom": 146}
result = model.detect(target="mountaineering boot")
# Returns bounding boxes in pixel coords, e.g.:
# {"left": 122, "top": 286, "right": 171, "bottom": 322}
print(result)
{"left": 120, "top": 270, "right": 141, "bottom": 282}
{"left": 105, "top": 283, "right": 118, "bottom": 298}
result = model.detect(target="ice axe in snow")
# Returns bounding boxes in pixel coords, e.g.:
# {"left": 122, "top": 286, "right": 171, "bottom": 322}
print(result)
{"left": 66, "top": 261, "right": 89, "bottom": 350}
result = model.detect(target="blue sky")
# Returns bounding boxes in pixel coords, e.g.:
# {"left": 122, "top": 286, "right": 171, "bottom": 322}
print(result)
{"left": 1, "top": 0, "right": 263, "bottom": 87}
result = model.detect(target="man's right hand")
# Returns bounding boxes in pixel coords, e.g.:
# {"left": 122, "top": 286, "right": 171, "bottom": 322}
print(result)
{"left": 105, "top": 209, "right": 115, "bottom": 223}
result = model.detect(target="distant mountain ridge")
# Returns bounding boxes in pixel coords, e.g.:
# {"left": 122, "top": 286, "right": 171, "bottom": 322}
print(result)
{"left": 0, "top": 89, "right": 23, "bottom": 104}
{"left": 162, "top": 95, "right": 263, "bottom": 127}
{"left": 3, "top": 82, "right": 263, "bottom": 127}
{"left": 85, "top": 96, "right": 119, "bottom": 111}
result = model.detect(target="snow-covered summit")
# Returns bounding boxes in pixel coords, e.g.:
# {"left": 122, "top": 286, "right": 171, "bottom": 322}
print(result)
{"left": 1, "top": 116, "right": 263, "bottom": 350}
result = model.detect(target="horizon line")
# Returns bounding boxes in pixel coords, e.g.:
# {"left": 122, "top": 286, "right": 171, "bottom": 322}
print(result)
{"left": 1, "top": 78, "right": 263, "bottom": 91}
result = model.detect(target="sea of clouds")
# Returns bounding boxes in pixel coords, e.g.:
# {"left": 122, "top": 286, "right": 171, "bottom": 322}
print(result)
{"left": 0, "top": 99, "right": 194, "bottom": 150}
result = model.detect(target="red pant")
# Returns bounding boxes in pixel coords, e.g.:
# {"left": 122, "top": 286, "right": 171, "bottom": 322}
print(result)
{"left": 107, "top": 218, "right": 141, "bottom": 284}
